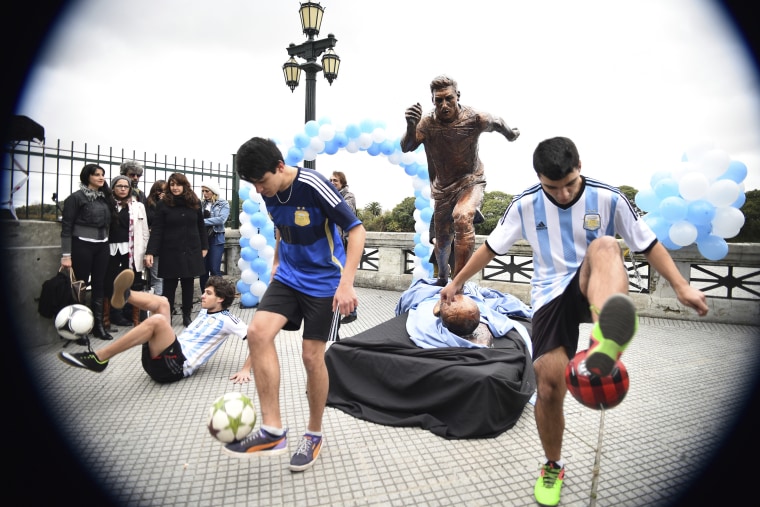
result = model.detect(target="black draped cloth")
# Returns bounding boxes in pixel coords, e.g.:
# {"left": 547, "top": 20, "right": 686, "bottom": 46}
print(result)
{"left": 325, "top": 312, "right": 536, "bottom": 439}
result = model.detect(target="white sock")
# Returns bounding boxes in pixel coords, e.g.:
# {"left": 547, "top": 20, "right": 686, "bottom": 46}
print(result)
{"left": 261, "top": 425, "right": 285, "bottom": 436}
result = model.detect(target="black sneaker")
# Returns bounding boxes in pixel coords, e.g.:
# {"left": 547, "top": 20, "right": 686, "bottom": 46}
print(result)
{"left": 289, "top": 433, "right": 323, "bottom": 472}
{"left": 222, "top": 428, "right": 288, "bottom": 458}
{"left": 58, "top": 351, "right": 109, "bottom": 373}
{"left": 111, "top": 270, "right": 134, "bottom": 309}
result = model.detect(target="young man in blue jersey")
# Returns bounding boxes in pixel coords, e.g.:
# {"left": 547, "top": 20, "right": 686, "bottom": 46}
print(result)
{"left": 224, "top": 137, "right": 366, "bottom": 472}
{"left": 440, "top": 137, "right": 708, "bottom": 506}
{"left": 59, "top": 270, "right": 250, "bottom": 383}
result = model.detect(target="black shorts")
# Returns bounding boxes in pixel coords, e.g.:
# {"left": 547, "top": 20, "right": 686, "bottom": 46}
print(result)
{"left": 530, "top": 269, "right": 592, "bottom": 361}
{"left": 141, "top": 337, "right": 186, "bottom": 383}
{"left": 257, "top": 279, "right": 337, "bottom": 342}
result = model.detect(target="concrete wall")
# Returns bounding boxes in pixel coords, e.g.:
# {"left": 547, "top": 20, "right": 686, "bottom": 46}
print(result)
{"left": 4, "top": 220, "right": 758, "bottom": 348}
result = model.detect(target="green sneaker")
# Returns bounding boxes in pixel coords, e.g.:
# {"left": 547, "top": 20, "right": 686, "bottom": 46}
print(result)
{"left": 585, "top": 293, "right": 638, "bottom": 376}
{"left": 58, "top": 351, "right": 109, "bottom": 373}
{"left": 534, "top": 462, "right": 565, "bottom": 506}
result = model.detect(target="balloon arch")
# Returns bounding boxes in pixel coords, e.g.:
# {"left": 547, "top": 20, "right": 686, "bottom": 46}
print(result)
{"left": 236, "top": 117, "right": 435, "bottom": 307}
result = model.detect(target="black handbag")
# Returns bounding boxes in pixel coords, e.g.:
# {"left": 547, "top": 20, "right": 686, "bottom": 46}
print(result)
{"left": 38, "top": 267, "right": 85, "bottom": 318}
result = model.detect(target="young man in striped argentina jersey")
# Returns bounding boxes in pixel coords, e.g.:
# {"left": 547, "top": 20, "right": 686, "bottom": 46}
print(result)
{"left": 59, "top": 270, "right": 250, "bottom": 382}
{"left": 224, "top": 137, "right": 366, "bottom": 473}
{"left": 440, "top": 136, "right": 708, "bottom": 506}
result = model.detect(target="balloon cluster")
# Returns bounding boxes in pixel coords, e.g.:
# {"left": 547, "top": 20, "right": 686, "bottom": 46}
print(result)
{"left": 635, "top": 142, "right": 747, "bottom": 261}
{"left": 271, "top": 117, "right": 435, "bottom": 279}
{"left": 237, "top": 184, "right": 276, "bottom": 307}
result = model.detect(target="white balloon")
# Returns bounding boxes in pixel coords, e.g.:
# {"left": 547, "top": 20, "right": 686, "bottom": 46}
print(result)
{"left": 303, "top": 147, "right": 317, "bottom": 161}
{"left": 309, "top": 136, "right": 325, "bottom": 153}
{"left": 684, "top": 139, "right": 714, "bottom": 164}
{"left": 414, "top": 220, "right": 428, "bottom": 233}
{"left": 711, "top": 206, "right": 745, "bottom": 238}
{"left": 250, "top": 233, "right": 267, "bottom": 250}
{"left": 413, "top": 266, "right": 430, "bottom": 279}
{"left": 678, "top": 171, "right": 710, "bottom": 201}
{"left": 237, "top": 258, "right": 251, "bottom": 272}
{"left": 239, "top": 211, "right": 250, "bottom": 225}
{"left": 240, "top": 269, "right": 258, "bottom": 285}
{"left": 345, "top": 140, "right": 359, "bottom": 153}
{"left": 318, "top": 123, "right": 335, "bottom": 142}
{"left": 707, "top": 179, "right": 740, "bottom": 207}
{"left": 357, "top": 133, "right": 373, "bottom": 149}
{"left": 420, "top": 231, "right": 430, "bottom": 245}
{"left": 371, "top": 127, "right": 386, "bottom": 144}
{"left": 421, "top": 186, "right": 431, "bottom": 200}
{"left": 251, "top": 280, "right": 268, "bottom": 297}
{"left": 401, "top": 151, "right": 416, "bottom": 165}
{"left": 259, "top": 245, "right": 275, "bottom": 260}
{"left": 412, "top": 176, "right": 426, "bottom": 191}
{"left": 668, "top": 220, "right": 698, "bottom": 246}
{"left": 698, "top": 149, "right": 731, "bottom": 181}
{"left": 240, "top": 222, "right": 256, "bottom": 238}
{"left": 388, "top": 150, "right": 402, "bottom": 165}
{"left": 413, "top": 209, "right": 421, "bottom": 221}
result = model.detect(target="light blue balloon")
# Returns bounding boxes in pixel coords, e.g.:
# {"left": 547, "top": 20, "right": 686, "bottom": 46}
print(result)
{"left": 635, "top": 188, "right": 660, "bottom": 213}
{"left": 286, "top": 146, "right": 304, "bottom": 166}
{"left": 416, "top": 165, "right": 429, "bottom": 180}
{"left": 413, "top": 233, "right": 422, "bottom": 244}
{"left": 236, "top": 280, "right": 250, "bottom": 294}
{"left": 414, "top": 243, "right": 430, "bottom": 258}
{"left": 697, "top": 234, "right": 729, "bottom": 261}
{"left": 404, "top": 163, "right": 418, "bottom": 176}
{"left": 414, "top": 196, "right": 429, "bottom": 210}
{"left": 294, "top": 132, "right": 310, "bottom": 149}
{"left": 242, "top": 199, "right": 260, "bottom": 215}
{"left": 380, "top": 140, "right": 395, "bottom": 156}
{"left": 359, "top": 118, "right": 375, "bottom": 133}
{"left": 239, "top": 236, "right": 250, "bottom": 249}
{"left": 643, "top": 212, "right": 669, "bottom": 240}
{"left": 324, "top": 139, "right": 340, "bottom": 155}
{"left": 251, "top": 258, "right": 268, "bottom": 275}
{"left": 659, "top": 196, "right": 688, "bottom": 223}
{"left": 241, "top": 292, "right": 259, "bottom": 308}
{"left": 718, "top": 160, "right": 747, "bottom": 183}
{"left": 304, "top": 120, "right": 320, "bottom": 137}
{"left": 420, "top": 207, "right": 433, "bottom": 223}
{"left": 318, "top": 116, "right": 331, "bottom": 125}
{"left": 238, "top": 186, "right": 250, "bottom": 201}
{"left": 659, "top": 236, "right": 682, "bottom": 251}
{"left": 345, "top": 124, "right": 360, "bottom": 139}
{"left": 649, "top": 170, "right": 672, "bottom": 189}
{"left": 731, "top": 192, "right": 746, "bottom": 209}
{"left": 240, "top": 246, "right": 257, "bottom": 262}
{"left": 695, "top": 223, "right": 712, "bottom": 242}
{"left": 251, "top": 212, "right": 268, "bottom": 228}
{"left": 686, "top": 199, "right": 716, "bottom": 226}
{"left": 367, "top": 143, "right": 382, "bottom": 156}
{"left": 654, "top": 178, "right": 680, "bottom": 199}
{"left": 333, "top": 131, "right": 349, "bottom": 148}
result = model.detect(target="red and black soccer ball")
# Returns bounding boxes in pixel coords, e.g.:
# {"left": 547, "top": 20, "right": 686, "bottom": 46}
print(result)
{"left": 565, "top": 349, "right": 630, "bottom": 410}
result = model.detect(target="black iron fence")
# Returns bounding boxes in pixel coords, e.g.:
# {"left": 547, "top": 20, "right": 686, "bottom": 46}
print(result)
{"left": 3, "top": 139, "right": 240, "bottom": 226}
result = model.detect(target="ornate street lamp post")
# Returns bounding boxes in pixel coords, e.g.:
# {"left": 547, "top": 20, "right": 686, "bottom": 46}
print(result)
{"left": 282, "top": 2, "right": 341, "bottom": 169}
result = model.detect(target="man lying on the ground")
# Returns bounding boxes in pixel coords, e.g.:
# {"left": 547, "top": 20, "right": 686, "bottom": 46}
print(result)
{"left": 59, "top": 270, "right": 250, "bottom": 383}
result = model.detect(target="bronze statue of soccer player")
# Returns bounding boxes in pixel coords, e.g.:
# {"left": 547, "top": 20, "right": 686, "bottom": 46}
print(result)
{"left": 401, "top": 75, "right": 520, "bottom": 285}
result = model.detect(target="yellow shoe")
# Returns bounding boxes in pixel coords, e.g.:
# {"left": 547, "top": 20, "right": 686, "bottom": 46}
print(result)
{"left": 534, "top": 462, "right": 564, "bottom": 506}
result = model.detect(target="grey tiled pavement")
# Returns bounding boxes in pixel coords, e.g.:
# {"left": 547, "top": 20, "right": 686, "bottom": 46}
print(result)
{"left": 18, "top": 286, "right": 760, "bottom": 506}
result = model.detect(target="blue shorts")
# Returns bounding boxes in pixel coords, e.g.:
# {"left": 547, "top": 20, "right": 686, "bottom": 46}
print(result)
{"left": 530, "top": 268, "right": 592, "bottom": 361}
{"left": 257, "top": 279, "right": 337, "bottom": 342}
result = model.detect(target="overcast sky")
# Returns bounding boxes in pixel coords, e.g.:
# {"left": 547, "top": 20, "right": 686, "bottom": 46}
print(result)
{"left": 15, "top": 0, "right": 760, "bottom": 210}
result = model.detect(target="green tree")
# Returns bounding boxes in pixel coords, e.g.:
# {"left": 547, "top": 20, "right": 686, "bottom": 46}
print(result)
{"left": 386, "top": 196, "right": 417, "bottom": 232}
{"left": 364, "top": 202, "right": 382, "bottom": 217}
{"left": 618, "top": 185, "right": 641, "bottom": 215}
{"left": 732, "top": 189, "right": 760, "bottom": 242}
{"left": 476, "top": 191, "right": 513, "bottom": 235}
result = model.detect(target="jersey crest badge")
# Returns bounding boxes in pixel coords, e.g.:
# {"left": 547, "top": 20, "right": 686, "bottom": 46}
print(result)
{"left": 295, "top": 209, "right": 311, "bottom": 227}
{"left": 584, "top": 213, "right": 601, "bottom": 231}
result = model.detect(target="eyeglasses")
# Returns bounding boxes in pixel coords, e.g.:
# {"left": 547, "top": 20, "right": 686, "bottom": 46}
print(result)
{"left": 113, "top": 185, "right": 130, "bottom": 189}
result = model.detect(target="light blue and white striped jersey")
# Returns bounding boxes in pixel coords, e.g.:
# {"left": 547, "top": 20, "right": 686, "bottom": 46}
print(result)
{"left": 178, "top": 309, "right": 248, "bottom": 377}
{"left": 487, "top": 177, "right": 656, "bottom": 312}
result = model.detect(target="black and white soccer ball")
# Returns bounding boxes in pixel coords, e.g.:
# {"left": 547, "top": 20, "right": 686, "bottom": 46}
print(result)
{"left": 54, "top": 304, "right": 94, "bottom": 340}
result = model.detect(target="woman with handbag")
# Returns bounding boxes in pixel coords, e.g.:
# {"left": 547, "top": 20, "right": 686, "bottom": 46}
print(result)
{"left": 145, "top": 173, "right": 208, "bottom": 327}
{"left": 199, "top": 180, "right": 229, "bottom": 296}
{"left": 60, "top": 164, "right": 113, "bottom": 340}
{"left": 103, "top": 175, "right": 150, "bottom": 328}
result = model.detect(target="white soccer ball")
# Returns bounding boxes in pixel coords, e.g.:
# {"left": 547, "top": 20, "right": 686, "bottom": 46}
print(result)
{"left": 207, "top": 392, "right": 256, "bottom": 443}
{"left": 54, "top": 304, "right": 94, "bottom": 340}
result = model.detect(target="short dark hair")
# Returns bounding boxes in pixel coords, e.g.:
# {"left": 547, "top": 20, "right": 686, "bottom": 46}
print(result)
{"left": 235, "top": 137, "right": 283, "bottom": 183}
{"left": 430, "top": 75, "right": 458, "bottom": 94}
{"left": 205, "top": 276, "right": 236, "bottom": 309}
{"left": 532, "top": 137, "right": 580, "bottom": 180}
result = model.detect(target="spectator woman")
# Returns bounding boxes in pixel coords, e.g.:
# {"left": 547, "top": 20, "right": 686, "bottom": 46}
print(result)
{"left": 104, "top": 175, "right": 150, "bottom": 328}
{"left": 145, "top": 180, "right": 166, "bottom": 297}
{"left": 199, "top": 180, "right": 230, "bottom": 295}
{"left": 60, "top": 164, "right": 113, "bottom": 340}
{"left": 145, "top": 173, "right": 208, "bottom": 327}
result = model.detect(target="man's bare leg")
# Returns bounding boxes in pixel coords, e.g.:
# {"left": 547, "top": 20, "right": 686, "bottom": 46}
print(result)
{"left": 533, "top": 347, "right": 569, "bottom": 463}
{"left": 247, "top": 310, "right": 288, "bottom": 429}
{"left": 302, "top": 339, "right": 328, "bottom": 433}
